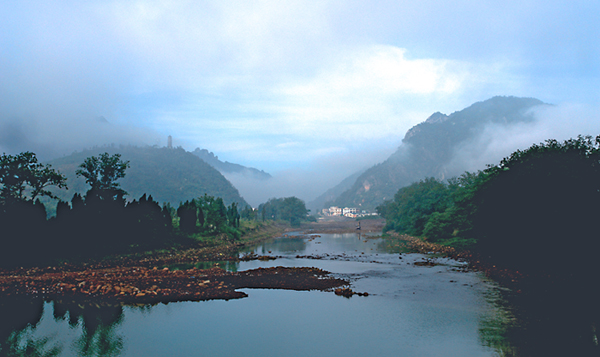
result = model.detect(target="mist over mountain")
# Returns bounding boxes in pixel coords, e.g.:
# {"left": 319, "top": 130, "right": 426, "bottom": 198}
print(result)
{"left": 327, "top": 96, "right": 548, "bottom": 211}
{"left": 0, "top": 115, "right": 161, "bottom": 162}
{"left": 47, "top": 146, "right": 249, "bottom": 208}
{"left": 192, "top": 148, "right": 271, "bottom": 180}
{"left": 307, "top": 169, "right": 365, "bottom": 214}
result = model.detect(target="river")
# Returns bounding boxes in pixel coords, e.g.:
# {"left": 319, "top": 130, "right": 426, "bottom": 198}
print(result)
{"left": 1, "top": 232, "right": 516, "bottom": 356}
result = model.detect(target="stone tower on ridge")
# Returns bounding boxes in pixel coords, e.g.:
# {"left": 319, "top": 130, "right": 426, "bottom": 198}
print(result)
{"left": 167, "top": 135, "right": 173, "bottom": 149}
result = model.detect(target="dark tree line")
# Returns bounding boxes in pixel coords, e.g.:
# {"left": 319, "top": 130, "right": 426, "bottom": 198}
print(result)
{"left": 0, "top": 152, "right": 68, "bottom": 266}
{"left": 378, "top": 135, "right": 600, "bottom": 276}
{"left": 0, "top": 151, "right": 245, "bottom": 267}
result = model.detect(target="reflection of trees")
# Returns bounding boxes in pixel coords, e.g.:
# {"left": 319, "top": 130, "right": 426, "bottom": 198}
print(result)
{"left": 0, "top": 297, "right": 61, "bottom": 356}
{"left": 479, "top": 287, "right": 600, "bottom": 356}
{"left": 3, "top": 332, "right": 61, "bottom": 357}
{"left": 53, "top": 300, "right": 124, "bottom": 357}
{"left": 258, "top": 238, "right": 307, "bottom": 253}
{"left": 0, "top": 297, "right": 126, "bottom": 357}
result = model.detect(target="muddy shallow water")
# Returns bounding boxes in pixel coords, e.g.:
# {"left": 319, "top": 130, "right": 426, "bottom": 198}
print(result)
{"left": 0, "top": 232, "right": 512, "bottom": 356}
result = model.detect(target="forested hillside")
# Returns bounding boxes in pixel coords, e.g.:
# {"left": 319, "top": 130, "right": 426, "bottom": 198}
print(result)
{"left": 377, "top": 135, "right": 600, "bottom": 277}
{"left": 48, "top": 146, "right": 249, "bottom": 208}
{"left": 329, "top": 96, "right": 546, "bottom": 210}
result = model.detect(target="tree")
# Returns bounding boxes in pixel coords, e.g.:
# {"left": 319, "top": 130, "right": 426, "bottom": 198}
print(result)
{"left": 0, "top": 152, "right": 67, "bottom": 204}
{"left": 177, "top": 200, "right": 198, "bottom": 234}
{"left": 197, "top": 194, "right": 228, "bottom": 233}
{"left": 240, "top": 205, "right": 256, "bottom": 220}
{"left": 76, "top": 153, "right": 130, "bottom": 200}
{"left": 280, "top": 197, "right": 308, "bottom": 227}
{"left": 257, "top": 197, "right": 308, "bottom": 227}
{"left": 0, "top": 152, "right": 67, "bottom": 266}
{"left": 227, "top": 202, "right": 240, "bottom": 228}
{"left": 468, "top": 135, "right": 600, "bottom": 273}
{"left": 377, "top": 177, "right": 453, "bottom": 236}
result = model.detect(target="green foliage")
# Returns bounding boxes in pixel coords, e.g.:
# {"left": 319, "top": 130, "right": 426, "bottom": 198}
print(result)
{"left": 379, "top": 135, "right": 600, "bottom": 277}
{"left": 258, "top": 197, "right": 308, "bottom": 227}
{"left": 226, "top": 202, "right": 240, "bottom": 228}
{"left": 240, "top": 205, "right": 257, "bottom": 220}
{"left": 171, "top": 194, "right": 242, "bottom": 240}
{"left": 377, "top": 177, "right": 455, "bottom": 236}
{"left": 76, "top": 153, "right": 129, "bottom": 193}
{"left": 48, "top": 145, "right": 248, "bottom": 209}
{"left": 196, "top": 194, "right": 228, "bottom": 233}
{"left": 378, "top": 169, "right": 489, "bottom": 246}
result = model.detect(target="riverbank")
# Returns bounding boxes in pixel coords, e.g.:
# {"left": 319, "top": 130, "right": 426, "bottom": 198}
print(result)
{"left": 0, "top": 220, "right": 353, "bottom": 304}
{"left": 302, "top": 216, "right": 385, "bottom": 234}
{"left": 0, "top": 266, "right": 347, "bottom": 304}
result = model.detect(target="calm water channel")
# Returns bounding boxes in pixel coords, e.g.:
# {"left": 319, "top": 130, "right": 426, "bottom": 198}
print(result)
{"left": 1, "top": 232, "right": 517, "bottom": 356}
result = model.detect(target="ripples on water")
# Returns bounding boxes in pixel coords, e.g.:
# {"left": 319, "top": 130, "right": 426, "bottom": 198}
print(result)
{"left": 5, "top": 232, "right": 590, "bottom": 356}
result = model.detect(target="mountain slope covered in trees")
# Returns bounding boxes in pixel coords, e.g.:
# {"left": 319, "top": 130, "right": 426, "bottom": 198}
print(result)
{"left": 329, "top": 96, "right": 546, "bottom": 210}
{"left": 48, "top": 146, "right": 249, "bottom": 208}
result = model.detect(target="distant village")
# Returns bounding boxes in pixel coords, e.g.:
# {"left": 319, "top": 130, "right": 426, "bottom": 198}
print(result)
{"left": 320, "top": 206, "right": 378, "bottom": 218}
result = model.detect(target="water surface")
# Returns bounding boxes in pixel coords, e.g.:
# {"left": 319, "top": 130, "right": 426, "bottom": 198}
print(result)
{"left": 1, "top": 233, "right": 511, "bottom": 356}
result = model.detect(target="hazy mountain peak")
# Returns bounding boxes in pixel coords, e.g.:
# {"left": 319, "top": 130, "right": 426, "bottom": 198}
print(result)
{"left": 326, "top": 96, "right": 548, "bottom": 211}
{"left": 192, "top": 148, "right": 271, "bottom": 180}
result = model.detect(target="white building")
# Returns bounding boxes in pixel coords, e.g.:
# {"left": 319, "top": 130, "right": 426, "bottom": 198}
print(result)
{"left": 328, "top": 206, "right": 342, "bottom": 216}
{"left": 342, "top": 207, "right": 358, "bottom": 216}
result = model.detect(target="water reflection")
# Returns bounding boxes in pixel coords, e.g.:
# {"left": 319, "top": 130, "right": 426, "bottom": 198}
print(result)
{"left": 250, "top": 236, "right": 307, "bottom": 254}
{"left": 242, "top": 232, "right": 406, "bottom": 258}
{"left": 0, "top": 296, "right": 59, "bottom": 357}
{"left": 3, "top": 233, "right": 597, "bottom": 356}
{"left": 0, "top": 297, "right": 126, "bottom": 357}
{"left": 55, "top": 300, "right": 124, "bottom": 357}
{"left": 480, "top": 285, "right": 600, "bottom": 357}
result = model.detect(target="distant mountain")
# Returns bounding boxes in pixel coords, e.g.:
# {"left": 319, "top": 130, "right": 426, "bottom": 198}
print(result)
{"left": 328, "top": 96, "right": 547, "bottom": 211}
{"left": 47, "top": 146, "right": 249, "bottom": 208}
{"left": 192, "top": 148, "right": 271, "bottom": 180}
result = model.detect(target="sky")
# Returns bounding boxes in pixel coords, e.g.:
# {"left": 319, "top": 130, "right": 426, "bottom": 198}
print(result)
{"left": 1, "top": 1, "right": 599, "bottom": 202}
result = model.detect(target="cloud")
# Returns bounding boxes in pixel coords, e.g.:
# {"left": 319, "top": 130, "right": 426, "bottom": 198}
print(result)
{"left": 271, "top": 45, "right": 467, "bottom": 135}
{"left": 158, "top": 43, "right": 511, "bottom": 171}
{"left": 104, "top": 0, "right": 334, "bottom": 90}
{"left": 446, "top": 103, "right": 600, "bottom": 176}
{"left": 2, "top": 0, "right": 598, "bottom": 175}
{"left": 225, "top": 140, "right": 397, "bottom": 206}
{"left": 0, "top": 115, "right": 162, "bottom": 160}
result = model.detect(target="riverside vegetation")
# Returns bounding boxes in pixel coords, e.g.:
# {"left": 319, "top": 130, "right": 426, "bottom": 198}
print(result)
{"left": 0, "top": 151, "right": 311, "bottom": 269}
{"left": 377, "top": 135, "right": 600, "bottom": 355}
{"left": 377, "top": 135, "right": 600, "bottom": 278}
{"left": 378, "top": 136, "right": 600, "bottom": 356}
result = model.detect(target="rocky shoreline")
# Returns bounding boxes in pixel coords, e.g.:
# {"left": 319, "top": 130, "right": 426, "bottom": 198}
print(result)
{"left": 0, "top": 266, "right": 347, "bottom": 304}
{"left": 0, "top": 222, "right": 354, "bottom": 304}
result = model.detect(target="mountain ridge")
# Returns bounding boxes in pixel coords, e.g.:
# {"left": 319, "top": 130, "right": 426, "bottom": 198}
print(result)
{"left": 192, "top": 148, "right": 271, "bottom": 180}
{"left": 47, "top": 145, "right": 249, "bottom": 208}
{"left": 327, "top": 96, "right": 547, "bottom": 211}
